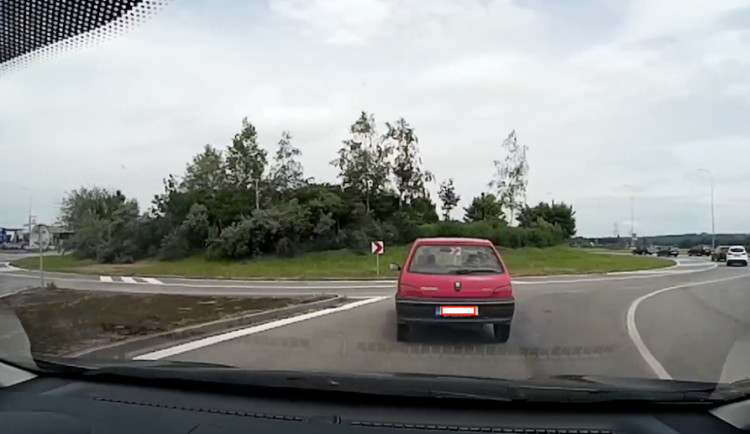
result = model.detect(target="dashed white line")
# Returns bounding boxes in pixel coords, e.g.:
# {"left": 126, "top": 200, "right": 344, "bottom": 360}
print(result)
{"left": 100, "top": 276, "right": 113, "bottom": 282}
{"left": 133, "top": 296, "right": 391, "bottom": 360}
{"left": 121, "top": 276, "right": 137, "bottom": 284}
{"left": 142, "top": 277, "right": 163, "bottom": 285}
{"left": 626, "top": 271, "right": 750, "bottom": 380}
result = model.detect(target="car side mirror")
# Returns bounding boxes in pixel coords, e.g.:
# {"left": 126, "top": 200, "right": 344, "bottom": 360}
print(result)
{"left": 389, "top": 263, "right": 401, "bottom": 271}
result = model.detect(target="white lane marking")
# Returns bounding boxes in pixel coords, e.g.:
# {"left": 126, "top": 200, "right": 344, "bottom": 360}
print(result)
{"left": 100, "top": 276, "right": 113, "bottom": 282}
{"left": 120, "top": 276, "right": 137, "bottom": 284}
{"left": 0, "top": 262, "right": 22, "bottom": 273}
{"left": 0, "top": 262, "right": 715, "bottom": 291}
{"left": 133, "top": 296, "right": 391, "bottom": 360}
{"left": 142, "top": 277, "right": 163, "bottom": 285}
{"left": 0, "top": 271, "right": 395, "bottom": 290}
{"left": 514, "top": 264, "right": 717, "bottom": 285}
{"left": 167, "top": 278, "right": 398, "bottom": 285}
{"left": 626, "top": 271, "right": 750, "bottom": 380}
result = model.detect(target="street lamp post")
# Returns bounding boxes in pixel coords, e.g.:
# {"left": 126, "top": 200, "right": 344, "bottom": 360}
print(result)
{"left": 698, "top": 169, "right": 715, "bottom": 249}
{"left": 621, "top": 184, "right": 639, "bottom": 249}
{"left": 630, "top": 195, "right": 634, "bottom": 240}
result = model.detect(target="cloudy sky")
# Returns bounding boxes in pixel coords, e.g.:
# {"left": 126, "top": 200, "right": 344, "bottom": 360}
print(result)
{"left": 1, "top": 0, "right": 749, "bottom": 237}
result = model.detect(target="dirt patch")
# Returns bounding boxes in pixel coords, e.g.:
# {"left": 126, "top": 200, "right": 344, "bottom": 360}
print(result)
{"left": 0, "top": 288, "right": 333, "bottom": 357}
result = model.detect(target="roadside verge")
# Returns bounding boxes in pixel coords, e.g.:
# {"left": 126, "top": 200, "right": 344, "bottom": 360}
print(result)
{"left": 0, "top": 287, "right": 345, "bottom": 360}
{"left": 10, "top": 247, "right": 676, "bottom": 280}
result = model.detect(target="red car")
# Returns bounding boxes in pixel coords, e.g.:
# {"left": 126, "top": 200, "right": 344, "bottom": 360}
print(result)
{"left": 392, "top": 237, "right": 515, "bottom": 342}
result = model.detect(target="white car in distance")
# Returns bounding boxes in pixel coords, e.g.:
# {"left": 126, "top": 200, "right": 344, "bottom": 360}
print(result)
{"left": 726, "top": 245, "right": 748, "bottom": 267}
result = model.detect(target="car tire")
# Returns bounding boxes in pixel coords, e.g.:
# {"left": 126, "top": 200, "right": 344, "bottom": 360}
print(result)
{"left": 492, "top": 324, "right": 511, "bottom": 343}
{"left": 396, "top": 323, "right": 409, "bottom": 342}
{"left": 727, "top": 261, "right": 733, "bottom": 267}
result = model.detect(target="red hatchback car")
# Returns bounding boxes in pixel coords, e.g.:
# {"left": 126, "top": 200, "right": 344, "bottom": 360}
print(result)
{"left": 392, "top": 237, "right": 515, "bottom": 342}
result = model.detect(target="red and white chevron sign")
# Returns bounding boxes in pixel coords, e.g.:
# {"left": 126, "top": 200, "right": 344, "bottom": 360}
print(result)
{"left": 371, "top": 240, "right": 384, "bottom": 255}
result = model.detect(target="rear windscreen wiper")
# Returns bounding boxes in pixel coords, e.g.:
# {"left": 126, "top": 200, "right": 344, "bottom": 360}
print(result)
{"left": 455, "top": 268, "right": 501, "bottom": 274}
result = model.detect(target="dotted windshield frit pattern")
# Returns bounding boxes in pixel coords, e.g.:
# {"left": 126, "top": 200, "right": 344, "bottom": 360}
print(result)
{"left": 0, "top": 0, "right": 172, "bottom": 76}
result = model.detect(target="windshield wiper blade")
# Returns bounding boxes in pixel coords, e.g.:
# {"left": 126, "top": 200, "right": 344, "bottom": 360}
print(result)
{"left": 30, "top": 362, "right": 745, "bottom": 403}
{"left": 32, "top": 357, "right": 236, "bottom": 375}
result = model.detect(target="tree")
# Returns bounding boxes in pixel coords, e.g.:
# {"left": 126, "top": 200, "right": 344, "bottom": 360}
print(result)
{"left": 58, "top": 110, "right": 569, "bottom": 265}
{"left": 270, "top": 131, "right": 305, "bottom": 193}
{"left": 59, "top": 186, "right": 128, "bottom": 229}
{"left": 489, "top": 130, "right": 528, "bottom": 225}
{"left": 182, "top": 144, "right": 225, "bottom": 193}
{"left": 331, "top": 111, "right": 392, "bottom": 212}
{"left": 385, "top": 117, "right": 433, "bottom": 206}
{"left": 225, "top": 117, "right": 267, "bottom": 191}
{"left": 405, "top": 196, "right": 440, "bottom": 224}
{"left": 59, "top": 187, "right": 146, "bottom": 263}
{"left": 437, "top": 178, "right": 460, "bottom": 221}
{"left": 517, "top": 201, "right": 577, "bottom": 238}
{"left": 463, "top": 193, "right": 505, "bottom": 223}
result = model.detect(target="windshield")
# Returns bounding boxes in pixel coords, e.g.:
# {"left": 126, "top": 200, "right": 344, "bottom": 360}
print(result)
{"left": 2, "top": 0, "right": 750, "bottom": 404}
{"left": 408, "top": 244, "right": 504, "bottom": 275}
{"left": 729, "top": 247, "right": 745, "bottom": 253}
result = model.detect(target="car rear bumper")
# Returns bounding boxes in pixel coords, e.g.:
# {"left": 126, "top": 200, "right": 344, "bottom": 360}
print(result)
{"left": 395, "top": 296, "right": 515, "bottom": 324}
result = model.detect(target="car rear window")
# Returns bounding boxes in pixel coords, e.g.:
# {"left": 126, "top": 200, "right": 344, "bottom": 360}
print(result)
{"left": 729, "top": 247, "right": 745, "bottom": 253}
{"left": 407, "top": 244, "right": 504, "bottom": 275}
{"left": 720, "top": 247, "right": 729, "bottom": 252}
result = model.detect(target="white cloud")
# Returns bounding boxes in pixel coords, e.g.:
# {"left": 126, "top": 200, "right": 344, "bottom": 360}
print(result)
{"left": 269, "top": 0, "right": 392, "bottom": 46}
{"left": 1, "top": 0, "right": 750, "bottom": 236}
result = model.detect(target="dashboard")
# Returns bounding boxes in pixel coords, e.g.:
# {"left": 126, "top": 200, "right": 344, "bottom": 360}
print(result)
{"left": 1, "top": 366, "right": 749, "bottom": 434}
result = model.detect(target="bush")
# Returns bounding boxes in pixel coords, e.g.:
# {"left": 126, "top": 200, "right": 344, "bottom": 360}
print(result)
{"left": 417, "top": 221, "right": 565, "bottom": 248}
{"left": 159, "top": 229, "right": 191, "bottom": 260}
{"left": 206, "top": 199, "right": 313, "bottom": 259}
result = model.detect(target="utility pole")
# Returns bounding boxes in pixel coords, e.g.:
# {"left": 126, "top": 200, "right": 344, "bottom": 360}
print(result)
{"left": 630, "top": 195, "right": 635, "bottom": 248}
{"left": 710, "top": 177, "right": 715, "bottom": 249}
{"left": 27, "top": 197, "right": 32, "bottom": 248}
{"left": 698, "top": 169, "right": 715, "bottom": 249}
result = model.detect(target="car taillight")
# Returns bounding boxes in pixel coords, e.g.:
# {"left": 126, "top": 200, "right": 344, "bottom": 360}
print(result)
{"left": 398, "top": 283, "right": 421, "bottom": 297}
{"left": 493, "top": 285, "right": 513, "bottom": 297}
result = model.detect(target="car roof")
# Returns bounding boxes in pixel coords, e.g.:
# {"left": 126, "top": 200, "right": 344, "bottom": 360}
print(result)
{"left": 413, "top": 237, "right": 494, "bottom": 246}
{"left": 728, "top": 245, "right": 746, "bottom": 249}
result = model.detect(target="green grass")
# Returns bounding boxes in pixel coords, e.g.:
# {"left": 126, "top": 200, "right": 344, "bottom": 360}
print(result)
{"left": 12, "top": 245, "right": 673, "bottom": 279}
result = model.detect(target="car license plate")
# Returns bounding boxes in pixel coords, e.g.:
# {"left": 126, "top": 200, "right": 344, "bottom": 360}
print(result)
{"left": 436, "top": 306, "right": 478, "bottom": 317}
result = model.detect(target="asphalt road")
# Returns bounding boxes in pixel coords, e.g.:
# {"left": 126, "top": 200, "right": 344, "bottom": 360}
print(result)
{"left": 2, "top": 253, "right": 749, "bottom": 384}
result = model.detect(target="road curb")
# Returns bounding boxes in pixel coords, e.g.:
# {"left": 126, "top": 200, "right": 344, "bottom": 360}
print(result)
{"left": 7, "top": 264, "right": 397, "bottom": 282}
{"left": 66, "top": 295, "right": 344, "bottom": 360}
{"left": 0, "top": 262, "right": 23, "bottom": 272}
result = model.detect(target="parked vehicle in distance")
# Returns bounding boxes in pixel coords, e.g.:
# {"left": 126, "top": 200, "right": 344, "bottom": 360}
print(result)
{"left": 656, "top": 246, "right": 679, "bottom": 257}
{"left": 687, "top": 245, "right": 712, "bottom": 256}
{"left": 632, "top": 246, "right": 653, "bottom": 255}
{"left": 392, "top": 237, "right": 514, "bottom": 343}
{"left": 711, "top": 246, "right": 730, "bottom": 262}
{"left": 725, "top": 246, "right": 748, "bottom": 267}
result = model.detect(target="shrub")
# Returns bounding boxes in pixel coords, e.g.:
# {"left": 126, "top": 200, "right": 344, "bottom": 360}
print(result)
{"left": 416, "top": 221, "right": 565, "bottom": 248}
{"left": 159, "top": 229, "right": 191, "bottom": 260}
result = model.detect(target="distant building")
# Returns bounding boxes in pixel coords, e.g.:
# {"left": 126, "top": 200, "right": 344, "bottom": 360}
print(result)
{"left": 1, "top": 224, "right": 74, "bottom": 250}
{"left": 0, "top": 227, "right": 24, "bottom": 244}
